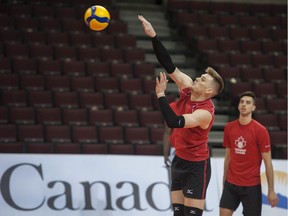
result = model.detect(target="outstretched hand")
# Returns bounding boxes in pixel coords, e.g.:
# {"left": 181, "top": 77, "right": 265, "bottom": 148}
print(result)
{"left": 138, "top": 15, "right": 157, "bottom": 38}
{"left": 156, "top": 72, "right": 168, "bottom": 97}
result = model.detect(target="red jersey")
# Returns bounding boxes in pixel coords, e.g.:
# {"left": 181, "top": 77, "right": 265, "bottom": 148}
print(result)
{"left": 170, "top": 88, "right": 215, "bottom": 161}
{"left": 223, "top": 119, "right": 271, "bottom": 186}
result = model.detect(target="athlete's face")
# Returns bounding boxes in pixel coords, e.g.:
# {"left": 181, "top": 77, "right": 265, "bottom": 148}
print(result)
{"left": 238, "top": 96, "right": 255, "bottom": 116}
{"left": 191, "top": 73, "right": 215, "bottom": 94}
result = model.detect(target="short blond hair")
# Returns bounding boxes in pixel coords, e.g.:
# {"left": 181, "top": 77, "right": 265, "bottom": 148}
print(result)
{"left": 206, "top": 67, "right": 224, "bottom": 95}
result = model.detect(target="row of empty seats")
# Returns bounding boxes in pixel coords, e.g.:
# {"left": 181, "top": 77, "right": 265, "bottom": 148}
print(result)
{"left": 0, "top": 126, "right": 286, "bottom": 156}
{"left": 218, "top": 67, "right": 286, "bottom": 83}
{"left": 204, "top": 52, "right": 286, "bottom": 69}
{"left": 171, "top": 11, "right": 286, "bottom": 29}
{"left": 167, "top": 1, "right": 286, "bottom": 16}
{"left": 0, "top": 124, "right": 164, "bottom": 144}
{"left": 0, "top": 1, "right": 116, "bottom": 20}
{"left": 228, "top": 81, "right": 286, "bottom": 99}
{"left": 0, "top": 142, "right": 163, "bottom": 155}
{"left": 196, "top": 38, "right": 286, "bottom": 55}
{"left": 0, "top": 30, "right": 135, "bottom": 48}
{"left": 1, "top": 107, "right": 284, "bottom": 131}
{"left": 0, "top": 58, "right": 154, "bottom": 77}
{"left": 166, "top": 0, "right": 287, "bottom": 159}
{"left": 0, "top": 107, "right": 164, "bottom": 128}
{"left": 0, "top": 75, "right": 157, "bottom": 94}
{"left": 0, "top": 90, "right": 177, "bottom": 110}
{"left": 0, "top": 1, "right": 286, "bottom": 158}
{"left": 184, "top": 25, "right": 286, "bottom": 45}
{"left": 0, "top": 1, "right": 169, "bottom": 156}
{"left": 0, "top": 44, "right": 145, "bottom": 62}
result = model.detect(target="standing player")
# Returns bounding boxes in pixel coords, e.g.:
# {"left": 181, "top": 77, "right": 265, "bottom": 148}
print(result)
{"left": 219, "top": 91, "right": 279, "bottom": 216}
{"left": 138, "top": 15, "right": 224, "bottom": 216}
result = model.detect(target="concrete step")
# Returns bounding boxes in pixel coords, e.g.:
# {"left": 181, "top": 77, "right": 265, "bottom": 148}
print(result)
{"left": 136, "top": 40, "right": 186, "bottom": 53}
{"left": 128, "top": 25, "right": 171, "bottom": 37}
{"left": 118, "top": 4, "right": 172, "bottom": 38}
{"left": 213, "top": 114, "right": 229, "bottom": 130}
{"left": 145, "top": 53, "right": 186, "bottom": 65}
{"left": 211, "top": 148, "right": 226, "bottom": 158}
{"left": 120, "top": 10, "right": 166, "bottom": 21}
{"left": 208, "top": 131, "right": 224, "bottom": 146}
{"left": 115, "top": 2, "right": 160, "bottom": 9}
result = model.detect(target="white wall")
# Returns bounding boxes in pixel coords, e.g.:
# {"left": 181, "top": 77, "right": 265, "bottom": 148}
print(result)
{"left": 0, "top": 154, "right": 287, "bottom": 216}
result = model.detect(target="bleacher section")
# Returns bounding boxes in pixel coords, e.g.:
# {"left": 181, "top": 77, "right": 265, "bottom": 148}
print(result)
{"left": 0, "top": 0, "right": 287, "bottom": 158}
{"left": 166, "top": 0, "right": 287, "bottom": 158}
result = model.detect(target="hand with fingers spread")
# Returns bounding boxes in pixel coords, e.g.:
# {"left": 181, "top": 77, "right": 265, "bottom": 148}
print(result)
{"left": 138, "top": 15, "right": 157, "bottom": 38}
{"left": 155, "top": 72, "right": 168, "bottom": 98}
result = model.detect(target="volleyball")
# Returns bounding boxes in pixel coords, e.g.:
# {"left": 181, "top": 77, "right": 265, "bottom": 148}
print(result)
{"left": 84, "top": 5, "right": 110, "bottom": 31}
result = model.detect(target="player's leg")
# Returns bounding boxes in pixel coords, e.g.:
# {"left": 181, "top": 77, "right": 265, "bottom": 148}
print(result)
{"left": 220, "top": 207, "right": 233, "bottom": 216}
{"left": 183, "top": 158, "right": 211, "bottom": 216}
{"left": 219, "top": 181, "right": 241, "bottom": 216}
{"left": 171, "top": 190, "right": 185, "bottom": 216}
{"left": 241, "top": 184, "right": 262, "bottom": 216}
{"left": 184, "top": 198, "right": 204, "bottom": 216}
{"left": 171, "top": 156, "right": 185, "bottom": 216}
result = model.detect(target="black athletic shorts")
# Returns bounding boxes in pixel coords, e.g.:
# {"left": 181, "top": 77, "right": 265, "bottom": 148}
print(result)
{"left": 219, "top": 181, "right": 262, "bottom": 216}
{"left": 171, "top": 155, "right": 211, "bottom": 199}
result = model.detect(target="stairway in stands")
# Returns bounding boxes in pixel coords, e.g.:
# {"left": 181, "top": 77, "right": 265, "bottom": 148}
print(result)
{"left": 115, "top": 0, "right": 198, "bottom": 93}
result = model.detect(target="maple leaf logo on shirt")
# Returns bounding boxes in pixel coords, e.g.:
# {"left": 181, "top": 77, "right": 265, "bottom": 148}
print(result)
{"left": 235, "top": 136, "right": 247, "bottom": 149}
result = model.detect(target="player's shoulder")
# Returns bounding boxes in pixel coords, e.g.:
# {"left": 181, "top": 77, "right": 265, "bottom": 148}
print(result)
{"left": 251, "top": 119, "right": 268, "bottom": 131}
{"left": 225, "top": 119, "right": 238, "bottom": 128}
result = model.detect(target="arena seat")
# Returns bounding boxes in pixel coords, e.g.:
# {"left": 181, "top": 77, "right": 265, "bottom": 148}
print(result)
{"left": 35, "top": 107, "right": 62, "bottom": 125}
{"left": 20, "top": 74, "right": 45, "bottom": 91}
{"left": 82, "top": 143, "right": 108, "bottom": 154}
{"left": 62, "top": 60, "right": 86, "bottom": 76}
{"left": 108, "top": 143, "right": 135, "bottom": 155}
{"left": 12, "top": 58, "right": 38, "bottom": 75}
{"left": 88, "top": 109, "right": 114, "bottom": 126}
{"left": 113, "top": 109, "right": 140, "bottom": 127}
{"left": 45, "top": 125, "right": 72, "bottom": 143}
{"left": 2, "top": 90, "right": 27, "bottom": 107}
{"left": 78, "top": 92, "right": 104, "bottom": 109}
{"left": 54, "top": 143, "right": 81, "bottom": 154}
{"left": 53, "top": 92, "right": 79, "bottom": 109}
{"left": 71, "top": 125, "right": 98, "bottom": 144}
{"left": 46, "top": 76, "right": 70, "bottom": 92}
{"left": 26, "top": 142, "right": 54, "bottom": 153}
{"left": 28, "top": 91, "right": 53, "bottom": 108}
{"left": 0, "top": 124, "right": 17, "bottom": 143}
{"left": 62, "top": 108, "right": 88, "bottom": 126}
{"left": 0, "top": 73, "right": 19, "bottom": 90}
{"left": 17, "top": 124, "right": 44, "bottom": 143}
{"left": 98, "top": 126, "right": 124, "bottom": 144}
{"left": 0, "top": 142, "right": 24, "bottom": 153}
{"left": 119, "top": 78, "right": 144, "bottom": 94}
{"left": 9, "top": 107, "right": 35, "bottom": 125}
{"left": 124, "top": 127, "right": 150, "bottom": 144}
{"left": 139, "top": 110, "right": 164, "bottom": 128}
{"left": 135, "top": 144, "right": 162, "bottom": 155}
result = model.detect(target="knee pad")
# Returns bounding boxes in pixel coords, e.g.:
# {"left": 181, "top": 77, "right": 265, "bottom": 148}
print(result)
{"left": 184, "top": 206, "right": 203, "bottom": 216}
{"left": 172, "top": 203, "right": 184, "bottom": 216}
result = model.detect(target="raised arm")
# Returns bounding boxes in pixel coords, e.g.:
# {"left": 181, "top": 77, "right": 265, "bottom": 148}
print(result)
{"left": 138, "top": 15, "right": 193, "bottom": 89}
